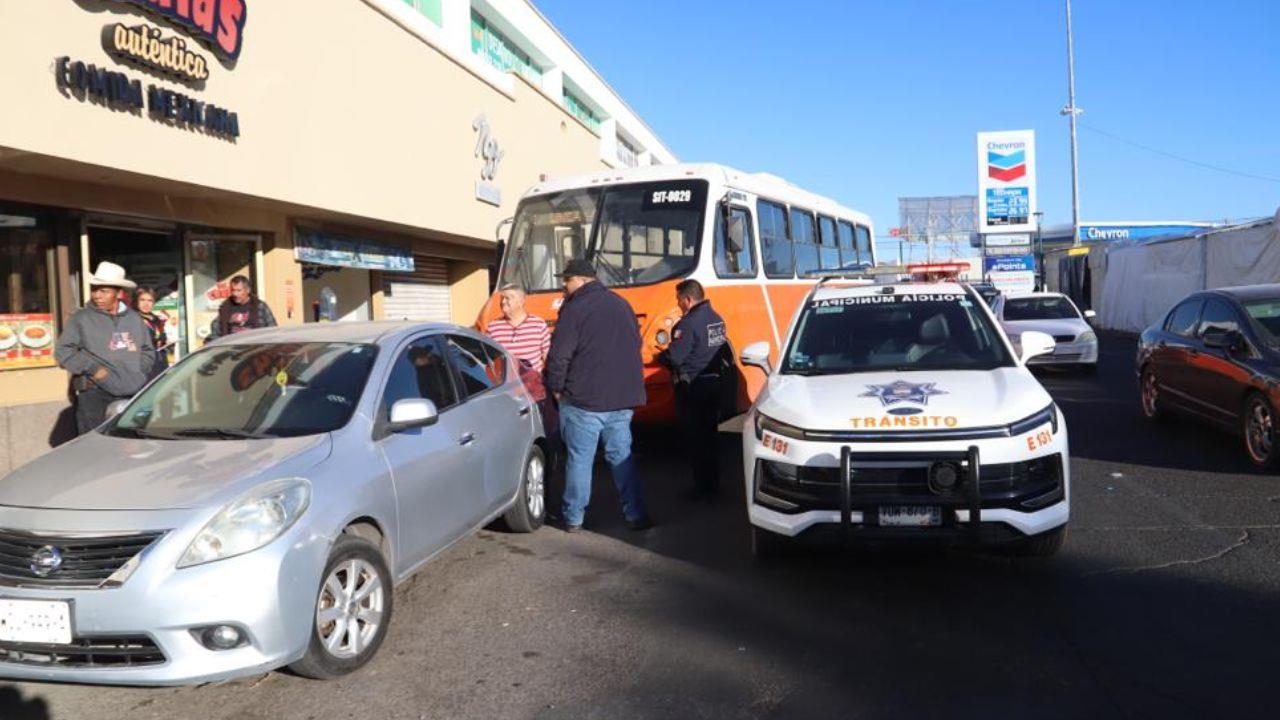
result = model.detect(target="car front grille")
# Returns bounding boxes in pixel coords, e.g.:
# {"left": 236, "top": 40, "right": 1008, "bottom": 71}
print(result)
{"left": 0, "top": 636, "right": 166, "bottom": 667}
{"left": 1053, "top": 334, "right": 1077, "bottom": 342}
{"left": 0, "top": 529, "right": 165, "bottom": 588}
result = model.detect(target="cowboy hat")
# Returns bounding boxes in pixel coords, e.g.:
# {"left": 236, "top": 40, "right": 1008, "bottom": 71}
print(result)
{"left": 86, "top": 261, "right": 136, "bottom": 290}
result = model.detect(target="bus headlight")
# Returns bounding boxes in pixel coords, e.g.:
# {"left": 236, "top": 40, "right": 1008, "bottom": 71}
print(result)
{"left": 655, "top": 330, "right": 670, "bottom": 346}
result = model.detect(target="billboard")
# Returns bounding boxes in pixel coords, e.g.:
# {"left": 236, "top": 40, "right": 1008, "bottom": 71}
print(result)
{"left": 984, "top": 253, "right": 1036, "bottom": 295}
{"left": 977, "top": 130, "right": 1037, "bottom": 234}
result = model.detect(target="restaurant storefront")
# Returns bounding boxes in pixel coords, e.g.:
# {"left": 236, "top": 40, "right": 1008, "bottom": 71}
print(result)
{"left": 0, "top": 0, "right": 629, "bottom": 472}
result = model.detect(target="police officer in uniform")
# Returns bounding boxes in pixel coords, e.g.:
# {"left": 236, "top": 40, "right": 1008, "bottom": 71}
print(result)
{"left": 660, "top": 279, "right": 732, "bottom": 501}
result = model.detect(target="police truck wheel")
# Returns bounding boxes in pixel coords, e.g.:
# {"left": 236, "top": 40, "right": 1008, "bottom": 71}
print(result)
{"left": 1012, "top": 525, "right": 1066, "bottom": 557}
{"left": 750, "top": 526, "right": 786, "bottom": 560}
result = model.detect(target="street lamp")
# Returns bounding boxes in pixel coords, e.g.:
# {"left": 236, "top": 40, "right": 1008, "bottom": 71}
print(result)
{"left": 1062, "top": 0, "right": 1084, "bottom": 247}
{"left": 1033, "top": 211, "right": 1045, "bottom": 290}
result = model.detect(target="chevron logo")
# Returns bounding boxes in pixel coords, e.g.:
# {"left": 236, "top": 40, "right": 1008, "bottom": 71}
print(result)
{"left": 987, "top": 149, "right": 1026, "bottom": 182}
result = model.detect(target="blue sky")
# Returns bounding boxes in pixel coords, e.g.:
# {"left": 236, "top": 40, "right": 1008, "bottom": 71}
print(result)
{"left": 538, "top": 0, "right": 1280, "bottom": 247}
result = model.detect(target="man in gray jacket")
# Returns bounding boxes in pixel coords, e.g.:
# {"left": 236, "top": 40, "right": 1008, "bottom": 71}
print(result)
{"left": 56, "top": 262, "right": 156, "bottom": 435}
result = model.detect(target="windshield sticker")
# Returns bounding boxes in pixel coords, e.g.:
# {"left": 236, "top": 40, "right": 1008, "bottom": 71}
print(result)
{"left": 959, "top": 300, "right": 973, "bottom": 307}
{"left": 810, "top": 293, "right": 964, "bottom": 309}
{"left": 861, "top": 380, "right": 947, "bottom": 407}
{"left": 275, "top": 370, "right": 289, "bottom": 389}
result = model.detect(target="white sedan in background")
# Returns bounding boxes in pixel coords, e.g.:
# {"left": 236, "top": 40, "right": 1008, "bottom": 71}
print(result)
{"left": 993, "top": 292, "right": 1099, "bottom": 373}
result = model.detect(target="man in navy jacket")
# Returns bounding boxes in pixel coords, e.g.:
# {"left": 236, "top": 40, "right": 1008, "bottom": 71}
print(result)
{"left": 545, "top": 259, "right": 651, "bottom": 532}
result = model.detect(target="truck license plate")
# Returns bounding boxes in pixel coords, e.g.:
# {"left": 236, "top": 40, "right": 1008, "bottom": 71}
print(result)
{"left": 879, "top": 506, "right": 942, "bottom": 527}
{"left": 0, "top": 598, "right": 72, "bottom": 645}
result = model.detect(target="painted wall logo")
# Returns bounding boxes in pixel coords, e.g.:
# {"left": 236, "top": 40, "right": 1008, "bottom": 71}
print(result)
{"left": 987, "top": 145, "right": 1027, "bottom": 182}
{"left": 105, "top": 0, "right": 248, "bottom": 61}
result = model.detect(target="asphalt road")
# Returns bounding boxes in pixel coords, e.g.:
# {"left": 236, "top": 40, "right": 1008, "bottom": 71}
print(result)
{"left": 3, "top": 332, "right": 1278, "bottom": 720}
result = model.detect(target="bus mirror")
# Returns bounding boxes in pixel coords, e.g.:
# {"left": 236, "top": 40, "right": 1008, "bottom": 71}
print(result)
{"left": 727, "top": 215, "right": 746, "bottom": 254}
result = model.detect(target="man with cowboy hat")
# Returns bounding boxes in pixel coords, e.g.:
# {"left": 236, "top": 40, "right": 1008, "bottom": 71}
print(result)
{"left": 55, "top": 261, "right": 156, "bottom": 435}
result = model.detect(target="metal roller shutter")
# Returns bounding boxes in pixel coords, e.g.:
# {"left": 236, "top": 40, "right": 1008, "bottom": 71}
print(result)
{"left": 382, "top": 256, "right": 452, "bottom": 322}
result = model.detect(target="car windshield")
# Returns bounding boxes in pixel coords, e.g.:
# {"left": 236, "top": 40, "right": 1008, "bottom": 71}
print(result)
{"left": 783, "top": 291, "right": 1015, "bottom": 375}
{"left": 1243, "top": 299, "right": 1280, "bottom": 345}
{"left": 501, "top": 180, "right": 707, "bottom": 292}
{"left": 1003, "top": 296, "right": 1080, "bottom": 321}
{"left": 108, "top": 342, "right": 377, "bottom": 439}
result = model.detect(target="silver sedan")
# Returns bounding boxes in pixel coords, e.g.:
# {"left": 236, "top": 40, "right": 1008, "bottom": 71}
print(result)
{"left": 0, "top": 321, "right": 546, "bottom": 684}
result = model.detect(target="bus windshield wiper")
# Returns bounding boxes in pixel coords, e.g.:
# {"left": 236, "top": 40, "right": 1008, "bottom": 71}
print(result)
{"left": 169, "top": 427, "right": 276, "bottom": 440}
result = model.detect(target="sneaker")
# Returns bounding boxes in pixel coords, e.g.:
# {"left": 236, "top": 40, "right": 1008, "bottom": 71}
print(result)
{"left": 561, "top": 521, "right": 582, "bottom": 534}
{"left": 624, "top": 514, "right": 654, "bottom": 531}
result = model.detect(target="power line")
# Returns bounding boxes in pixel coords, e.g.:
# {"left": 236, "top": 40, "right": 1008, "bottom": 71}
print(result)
{"left": 1080, "top": 122, "right": 1280, "bottom": 185}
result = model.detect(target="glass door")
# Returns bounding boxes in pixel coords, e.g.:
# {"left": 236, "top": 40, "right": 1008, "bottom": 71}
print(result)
{"left": 184, "top": 233, "right": 264, "bottom": 351}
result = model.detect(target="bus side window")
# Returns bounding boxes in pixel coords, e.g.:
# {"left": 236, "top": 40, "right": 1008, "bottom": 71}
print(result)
{"left": 855, "top": 224, "right": 874, "bottom": 264}
{"left": 714, "top": 206, "right": 757, "bottom": 279}
{"left": 791, "top": 208, "right": 820, "bottom": 277}
{"left": 759, "top": 200, "right": 793, "bottom": 279}
{"left": 818, "top": 215, "right": 840, "bottom": 270}
{"left": 838, "top": 220, "right": 858, "bottom": 267}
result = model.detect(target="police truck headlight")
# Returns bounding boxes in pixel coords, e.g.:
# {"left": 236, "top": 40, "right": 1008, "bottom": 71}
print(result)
{"left": 755, "top": 412, "right": 805, "bottom": 441}
{"left": 178, "top": 479, "right": 311, "bottom": 568}
{"left": 1009, "top": 404, "right": 1059, "bottom": 436}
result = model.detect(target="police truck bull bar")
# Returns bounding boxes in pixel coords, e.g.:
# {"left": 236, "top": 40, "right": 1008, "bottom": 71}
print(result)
{"left": 838, "top": 445, "right": 983, "bottom": 542}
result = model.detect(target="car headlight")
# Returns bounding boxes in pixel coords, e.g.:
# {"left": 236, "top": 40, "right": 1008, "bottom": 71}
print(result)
{"left": 178, "top": 478, "right": 311, "bottom": 568}
{"left": 1009, "top": 403, "right": 1059, "bottom": 436}
{"left": 1077, "top": 330, "right": 1097, "bottom": 343}
{"left": 754, "top": 412, "right": 805, "bottom": 441}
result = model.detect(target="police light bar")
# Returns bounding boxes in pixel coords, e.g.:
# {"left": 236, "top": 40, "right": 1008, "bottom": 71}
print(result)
{"left": 906, "top": 262, "right": 968, "bottom": 280}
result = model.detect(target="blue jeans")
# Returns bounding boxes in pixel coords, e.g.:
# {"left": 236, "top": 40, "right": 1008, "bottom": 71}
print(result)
{"left": 559, "top": 403, "right": 645, "bottom": 526}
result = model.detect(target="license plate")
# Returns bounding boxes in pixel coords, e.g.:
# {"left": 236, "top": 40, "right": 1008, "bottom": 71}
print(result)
{"left": 0, "top": 598, "right": 72, "bottom": 645}
{"left": 879, "top": 506, "right": 942, "bottom": 527}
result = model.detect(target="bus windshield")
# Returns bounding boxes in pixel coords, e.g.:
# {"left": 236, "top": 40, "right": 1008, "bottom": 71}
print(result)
{"left": 501, "top": 180, "right": 708, "bottom": 292}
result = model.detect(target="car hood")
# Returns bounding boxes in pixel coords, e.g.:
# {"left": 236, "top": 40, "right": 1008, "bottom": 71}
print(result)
{"left": 0, "top": 432, "right": 333, "bottom": 511}
{"left": 1001, "top": 318, "right": 1090, "bottom": 339}
{"left": 758, "top": 368, "right": 1051, "bottom": 432}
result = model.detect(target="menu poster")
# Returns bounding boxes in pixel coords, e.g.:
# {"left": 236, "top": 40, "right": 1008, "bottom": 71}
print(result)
{"left": 0, "top": 314, "right": 57, "bottom": 371}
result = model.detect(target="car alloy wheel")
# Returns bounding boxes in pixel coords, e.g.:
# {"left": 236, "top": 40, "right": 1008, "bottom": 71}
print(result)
{"left": 526, "top": 452, "right": 545, "bottom": 520}
{"left": 1245, "top": 396, "right": 1276, "bottom": 467}
{"left": 317, "top": 558, "right": 385, "bottom": 660}
{"left": 1140, "top": 370, "right": 1161, "bottom": 419}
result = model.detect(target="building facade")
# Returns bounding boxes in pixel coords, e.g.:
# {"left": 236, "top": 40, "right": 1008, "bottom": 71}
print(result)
{"left": 0, "top": 0, "right": 674, "bottom": 472}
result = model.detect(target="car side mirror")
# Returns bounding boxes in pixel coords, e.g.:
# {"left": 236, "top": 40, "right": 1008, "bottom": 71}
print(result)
{"left": 106, "top": 399, "right": 130, "bottom": 419}
{"left": 1020, "top": 330, "right": 1056, "bottom": 363}
{"left": 1083, "top": 309, "right": 1097, "bottom": 321}
{"left": 740, "top": 341, "right": 772, "bottom": 374}
{"left": 727, "top": 215, "right": 747, "bottom": 254}
{"left": 388, "top": 399, "right": 439, "bottom": 432}
{"left": 1203, "top": 329, "right": 1244, "bottom": 353}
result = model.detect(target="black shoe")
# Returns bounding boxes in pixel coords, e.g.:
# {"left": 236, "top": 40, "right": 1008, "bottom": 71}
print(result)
{"left": 561, "top": 521, "right": 582, "bottom": 533}
{"left": 624, "top": 514, "right": 654, "bottom": 531}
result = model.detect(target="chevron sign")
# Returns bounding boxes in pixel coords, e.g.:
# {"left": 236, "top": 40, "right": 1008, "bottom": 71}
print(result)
{"left": 987, "top": 149, "right": 1027, "bottom": 182}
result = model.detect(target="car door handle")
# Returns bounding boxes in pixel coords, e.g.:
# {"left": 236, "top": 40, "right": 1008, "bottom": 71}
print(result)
{"left": 518, "top": 406, "right": 532, "bottom": 417}
{"left": 458, "top": 432, "right": 477, "bottom": 447}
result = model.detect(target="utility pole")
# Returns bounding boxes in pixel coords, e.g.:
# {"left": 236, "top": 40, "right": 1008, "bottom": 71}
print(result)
{"left": 1061, "top": 0, "right": 1083, "bottom": 247}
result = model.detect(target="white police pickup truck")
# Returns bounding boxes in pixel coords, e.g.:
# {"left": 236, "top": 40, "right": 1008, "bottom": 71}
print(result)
{"left": 739, "top": 281, "right": 1069, "bottom": 557}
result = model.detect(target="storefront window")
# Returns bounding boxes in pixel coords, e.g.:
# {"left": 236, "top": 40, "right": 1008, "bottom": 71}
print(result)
{"left": 188, "top": 236, "right": 259, "bottom": 348}
{"left": 0, "top": 211, "right": 57, "bottom": 371}
{"left": 470, "top": 11, "right": 543, "bottom": 86}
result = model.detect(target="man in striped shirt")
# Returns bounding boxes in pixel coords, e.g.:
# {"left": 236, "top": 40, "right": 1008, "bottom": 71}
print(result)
{"left": 487, "top": 284, "right": 551, "bottom": 374}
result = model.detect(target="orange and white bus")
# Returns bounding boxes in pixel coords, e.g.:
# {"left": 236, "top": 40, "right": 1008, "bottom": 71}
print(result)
{"left": 476, "top": 163, "right": 876, "bottom": 423}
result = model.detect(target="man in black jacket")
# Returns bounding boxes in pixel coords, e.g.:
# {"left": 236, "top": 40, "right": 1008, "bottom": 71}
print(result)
{"left": 208, "top": 275, "right": 277, "bottom": 340}
{"left": 545, "top": 259, "right": 651, "bottom": 532}
{"left": 659, "top": 279, "right": 731, "bottom": 501}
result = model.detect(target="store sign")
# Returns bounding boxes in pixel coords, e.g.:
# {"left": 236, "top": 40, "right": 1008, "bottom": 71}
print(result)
{"left": 294, "top": 229, "right": 415, "bottom": 272}
{"left": 105, "top": 22, "right": 211, "bottom": 85}
{"left": 105, "top": 0, "right": 248, "bottom": 61}
{"left": 473, "top": 114, "right": 505, "bottom": 206}
{"left": 1079, "top": 224, "right": 1205, "bottom": 242}
{"left": 977, "top": 130, "right": 1037, "bottom": 234}
{"left": 55, "top": 57, "right": 241, "bottom": 139}
{"left": 0, "top": 315, "right": 57, "bottom": 371}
